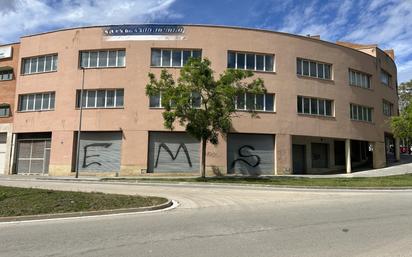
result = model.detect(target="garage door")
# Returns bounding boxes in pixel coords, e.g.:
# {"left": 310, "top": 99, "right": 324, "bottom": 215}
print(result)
{"left": 0, "top": 133, "right": 6, "bottom": 175}
{"left": 227, "top": 134, "right": 274, "bottom": 175}
{"left": 16, "top": 139, "right": 51, "bottom": 174}
{"left": 78, "top": 132, "right": 122, "bottom": 172}
{"left": 148, "top": 132, "right": 200, "bottom": 173}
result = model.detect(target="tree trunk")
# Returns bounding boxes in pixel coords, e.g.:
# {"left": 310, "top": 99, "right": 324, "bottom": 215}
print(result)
{"left": 201, "top": 138, "right": 207, "bottom": 179}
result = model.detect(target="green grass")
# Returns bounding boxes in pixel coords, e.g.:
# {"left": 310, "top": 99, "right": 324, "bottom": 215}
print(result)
{"left": 0, "top": 186, "right": 167, "bottom": 217}
{"left": 102, "top": 174, "right": 412, "bottom": 188}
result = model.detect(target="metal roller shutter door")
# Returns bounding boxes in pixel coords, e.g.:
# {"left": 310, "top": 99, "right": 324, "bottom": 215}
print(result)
{"left": 227, "top": 134, "right": 274, "bottom": 175}
{"left": 79, "top": 132, "right": 122, "bottom": 172}
{"left": 16, "top": 139, "right": 51, "bottom": 175}
{"left": 148, "top": 132, "right": 200, "bottom": 173}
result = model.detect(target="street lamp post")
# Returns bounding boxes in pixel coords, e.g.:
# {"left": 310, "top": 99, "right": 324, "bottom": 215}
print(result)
{"left": 75, "top": 67, "right": 85, "bottom": 179}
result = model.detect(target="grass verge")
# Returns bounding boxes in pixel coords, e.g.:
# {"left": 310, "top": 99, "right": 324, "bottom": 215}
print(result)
{"left": 0, "top": 186, "right": 167, "bottom": 217}
{"left": 102, "top": 174, "right": 412, "bottom": 188}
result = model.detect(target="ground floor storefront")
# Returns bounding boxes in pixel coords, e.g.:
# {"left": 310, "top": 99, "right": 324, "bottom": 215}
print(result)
{"left": 8, "top": 130, "right": 398, "bottom": 176}
{"left": 0, "top": 124, "right": 13, "bottom": 175}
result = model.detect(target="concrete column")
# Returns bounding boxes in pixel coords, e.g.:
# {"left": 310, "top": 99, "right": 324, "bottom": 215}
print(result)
{"left": 395, "top": 138, "right": 401, "bottom": 161}
{"left": 345, "top": 139, "right": 351, "bottom": 174}
{"left": 276, "top": 134, "right": 292, "bottom": 175}
{"left": 372, "top": 141, "right": 386, "bottom": 168}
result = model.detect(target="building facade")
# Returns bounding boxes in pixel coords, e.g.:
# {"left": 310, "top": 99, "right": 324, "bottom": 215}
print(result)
{"left": 0, "top": 43, "right": 19, "bottom": 175}
{"left": 2, "top": 24, "right": 399, "bottom": 176}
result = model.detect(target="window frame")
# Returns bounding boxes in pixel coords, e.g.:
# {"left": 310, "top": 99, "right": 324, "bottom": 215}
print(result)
{"left": 382, "top": 99, "right": 394, "bottom": 117}
{"left": 350, "top": 103, "right": 373, "bottom": 122}
{"left": 18, "top": 92, "right": 56, "bottom": 112}
{"left": 297, "top": 96, "right": 334, "bottom": 117}
{"left": 348, "top": 68, "right": 371, "bottom": 89}
{"left": 227, "top": 51, "right": 275, "bottom": 72}
{"left": 21, "top": 54, "right": 58, "bottom": 75}
{"left": 0, "top": 69, "right": 13, "bottom": 81}
{"left": 235, "top": 93, "right": 275, "bottom": 112}
{"left": 150, "top": 48, "right": 202, "bottom": 68}
{"left": 76, "top": 89, "right": 124, "bottom": 109}
{"left": 79, "top": 49, "right": 126, "bottom": 69}
{"left": 0, "top": 104, "right": 11, "bottom": 117}
{"left": 149, "top": 92, "right": 202, "bottom": 109}
{"left": 296, "top": 58, "right": 333, "bottom": 80}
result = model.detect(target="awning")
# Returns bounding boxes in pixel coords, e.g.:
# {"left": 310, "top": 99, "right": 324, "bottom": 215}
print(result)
{"left": 0, "top": 66, "right": 13, "bottom": 71}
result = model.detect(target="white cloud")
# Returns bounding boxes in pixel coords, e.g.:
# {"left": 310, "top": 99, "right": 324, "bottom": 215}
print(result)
{"left": 0, "top": 0, "right": 177, "bottom": 44}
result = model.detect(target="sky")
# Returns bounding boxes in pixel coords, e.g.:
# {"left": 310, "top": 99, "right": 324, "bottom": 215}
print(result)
{"left": 0, "top": 0, "right": 411, "bottom": 83}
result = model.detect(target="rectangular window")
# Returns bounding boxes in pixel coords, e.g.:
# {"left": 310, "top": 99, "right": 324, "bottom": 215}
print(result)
{"left": 235, "top": 93, "right": 275, "bottom": 112}
{"left": 80, "top": 49, "right": 125, "bottom": 68}
{"left": 0, "top": 70, "right": 13, "bottom": 81}
{"left": 349, "top": 69, "right": 371, "bottom": 89}
{"left": 382, "top": 99, "right": 394, "bottom": 116}
{"left": 0, "top": 105, "right": 10, "bottom": 117}
{"left": 380, "top": 69, "right": 391, "bottom": 87}
{"left": 228, "top": 51, "right": 275, "bottom": 72}
{"left": 297, "top": 58, "right": 331, "bottom": 80}
{"left": 76, "top": 89, "right": 124, "bottom": 108}
{"left": 297, "top": 96, "right": 333, "bottom": 117}
{"left": 151, "top": 49, "right": 202, "bottom": 67}
{"left": 350, "top": 103, "right": 373, "bottom": 122}
{"left": 23, "top": 54, "right": 57, "bottom": 74}
{"left": 149, "top": 92, "right": 201, "bottom": 108}
{"left": 18, "top": 92, "right": 55, "bottom": 112}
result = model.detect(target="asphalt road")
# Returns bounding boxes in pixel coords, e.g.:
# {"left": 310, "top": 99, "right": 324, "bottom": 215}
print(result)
{"left": 1, "top": 179, "right": 412, "bottom": 257}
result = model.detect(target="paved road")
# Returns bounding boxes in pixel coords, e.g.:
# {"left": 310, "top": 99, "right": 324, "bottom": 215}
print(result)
{"left": 1, "top": 179, "right": 412, "bottom": 257}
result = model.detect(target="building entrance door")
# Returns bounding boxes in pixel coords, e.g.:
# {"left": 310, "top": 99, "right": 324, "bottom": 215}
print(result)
{"left": 292, "top": 144, "right": 306, "bottom": 174}
{"left": 0, "top": 133, "right": 6, "bottom": 174}
{"left": 16, "top": 139, "right": 51, "bottom": 175}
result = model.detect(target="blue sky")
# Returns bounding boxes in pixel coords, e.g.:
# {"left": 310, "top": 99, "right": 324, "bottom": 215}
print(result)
{"left": 1, "top": 0, "right": 411, "bottom": 82}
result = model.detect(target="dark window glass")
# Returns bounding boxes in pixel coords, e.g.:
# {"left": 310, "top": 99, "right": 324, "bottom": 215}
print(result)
{"left": 325, "top": 64, "right": 331, "bottom": 79}
{"left": 236, "top": 93, "right": 245, "bottom": 110}
{"left": 97, "top": 90, "right": 105, "bottom": 107}
{"left": 162, "top": 50, "right": 171, "bottom": 67}
{"left": 227, "top": 52, "right": 236, "bottom": 68}
{"left": 192, "top": 50, "right": 201, "bottom": 59}
{"left": 89, "top": 52, "right": 98, "bottom": 68}
{"left": 237, "top": 53, "right": 245, "bottom": 69}
{"left": 191, "top": 92, "right": 201, "bottom": 107}
{"left": 310, "top": 98, "right": 318, "bottom": 115}
{"left": 297, "top": 96, "right": 302, "bottom": 113}
{"left": 30, "top": 58, "right": 37, "bottom": 73}
{"left": 106, "top": 90, "right": 115, "bottom": 107}
{"left": 310, "top": 61, "right": 317, "bottom": 77}
{"left": 34, "top": 94, "right": 42, "bottom": 110}
{"left": 256, "top": 94, "right": 264, "bottom": 110}
{"left": 38, "top": 57, "right": 45, "bottom": 72}
{"left": 50, "top": 93, "right": 55, "bottom": 109}
{"left": 367, "top": 109, "right": 372, "bottom": 122}
{"left": 297, "top": 59, "right": 302, "bottom": 75}
{"left": 149, "top": 94, "right": 161, "bottom": 108}
{"left": 115, "top": 90, "right": 124, "bottom": 107}
{"left": 117, "top": 50, "right": 125, "bottom": 66}
{"left": 302, "top": 60, "right": 309, "bottom": 76}
{"left": 246, "top": 54, "right": 255, "bottom": 70}
{"left": 45, "top": 56, "right": 52, "bottom": 71}
{"left": 81, "top": 52, "right": 89, "bottom": 68}
{"left": 246, "top": 93, "right": 254, "bottom": 110}
{"left": 23, "top": 59, "right": 30, "bottom": 74}
{"left": 172, "top": 50, "right": 182, "bottom": 67}
{"left": 319, "top": 99, "right": 325, "bottom": 115}
{"left": 256, "top": 55, "right": 264, "bottom": 71}
{"left": 303, "top": 97, "right": 310, "bottom": 114}
{"left": 108, "top": 51, "right": 117, "bottom": 66}
{"left": 98, "top": 51, "right": 108, "bottom": 67}
{"left": 183, "top": 50, "right": 191, "bottom": 65}
{"left": 151, "top": 49, "right": 161, "bottom": 66}
{"left": 317, "top": 63, "right": 324, "bottom": 78}
{"left": 325, "top": 100, "right": 332, "bottom": 116}
{"left": 20, "top": 95, "right": 27, "bottom": 111}
{"left": 265, "top": 55, "right": 273, "bottom": 71}
{"left": 27, "top": 94, "right": 35, "bottom": 110}
{"left": 265, "top": 94, "right": 274, "bottom": 111}
{"left": 43, "top": 94, "right": 50, "bottom": 109}
{"left": 52, "top": 55, "right": 58, "bottom": 70}
{"left": 87, "top": 90, "right": 96, "bottom": 108}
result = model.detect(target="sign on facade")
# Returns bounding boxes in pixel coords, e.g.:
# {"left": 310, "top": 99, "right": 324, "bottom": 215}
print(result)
{"left": 103, "top": 25, "right": 186, "bottom": 41}
{"left": 0, "top": 46, "right": 12, "bottom": 59}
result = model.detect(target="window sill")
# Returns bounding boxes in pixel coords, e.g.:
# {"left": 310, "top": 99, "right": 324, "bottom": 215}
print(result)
{"left": 0, "top": 79, "right": 13, "bottom": 82}
{"left": 17, "top": 109, "right": 54, "bottom": 113}
{"left": 297, "top": 113, "right": 335, "bottom": 120}
{"left": 227, "top": 68, "right": 276, "bottom": 74}
{"left": 350, "top": 119, "right": 374, "bottom": 124}
{"left": 79, "top": 66, "right": 126, "bottom": 70}
{"left": 349, "top": 84, "right": 373, "bottom": 91}
{"left": 296, "top": 74, "right": 334, "bottom": 83}
{"left": 235, "top": 109, "right": 276, "bottom": 114}
{"left": 75, "top": 107, "right": 124, "bottom": 110}
{"left": 21, "top": 70, "right": 57, "bottom": 76}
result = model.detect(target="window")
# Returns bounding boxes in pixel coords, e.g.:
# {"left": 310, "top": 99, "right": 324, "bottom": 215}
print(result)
{"left": 227, "top": 51, "right": 275, "bottom": 72}
{"left": 76, "top": 89, "right": 124, "bottom": 108}
{"left": 0, "top": 69, "right": 13, "bottom": 81}
{"left": 151, "top": 49, "right": 202, "bottom": 67}
{"left": 149, "top": 92, "right": 202, "bottom": 108}
{"left": 350, "top": 104, "right": 372, "bottom": 122}
{"left": 22, "top": 54, "right": 58, "bottom": 75}
{"left": 297, "top": 96, "right": 333, "bottom": 117}
{"left": 235, "top": 93, "right": 275, "bottom": 112}
{"left": 297, "top": 58, "right": 332, "bottom": 80}
{"left": 383, "top": 100, "right": 394, "bottom": 116}
{"left": 18, "top": 92, "right": 55, "bottom": 112}
{"left": 80, "top": 50, "right": 125, "bottom": 68}
{"left": 380, "top": 69, "right": 391, "bottom": 87}
{"left": 349, "top": 69, "right": 371, "bottom": 89}
{"left": 0, "top": 104, "right": 10, "bottom": 117}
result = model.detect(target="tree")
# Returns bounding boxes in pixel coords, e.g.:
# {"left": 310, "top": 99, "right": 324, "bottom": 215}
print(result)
{"left": 398, "top": 79, "right": 412, "bottom": 111}
{"left": 391, "top": 79, "right": 412, "bottom": 144}
{"left": 146, "top": 58, "right": 266, "bottom": 178}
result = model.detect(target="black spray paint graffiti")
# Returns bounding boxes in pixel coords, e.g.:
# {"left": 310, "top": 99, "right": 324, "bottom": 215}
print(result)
{"left": 231, "top": 145, "right": 261, "bottom": 168}
{"left": 82, "top": 143, "right": 112, "bottom": 168}
{"left": 155, "top": 143, "right": 192, "bottom": 168}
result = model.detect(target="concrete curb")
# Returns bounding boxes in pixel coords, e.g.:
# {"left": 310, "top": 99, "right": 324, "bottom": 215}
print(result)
{"left": 0, "top": 199, "right": 174, "bottom": 223}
